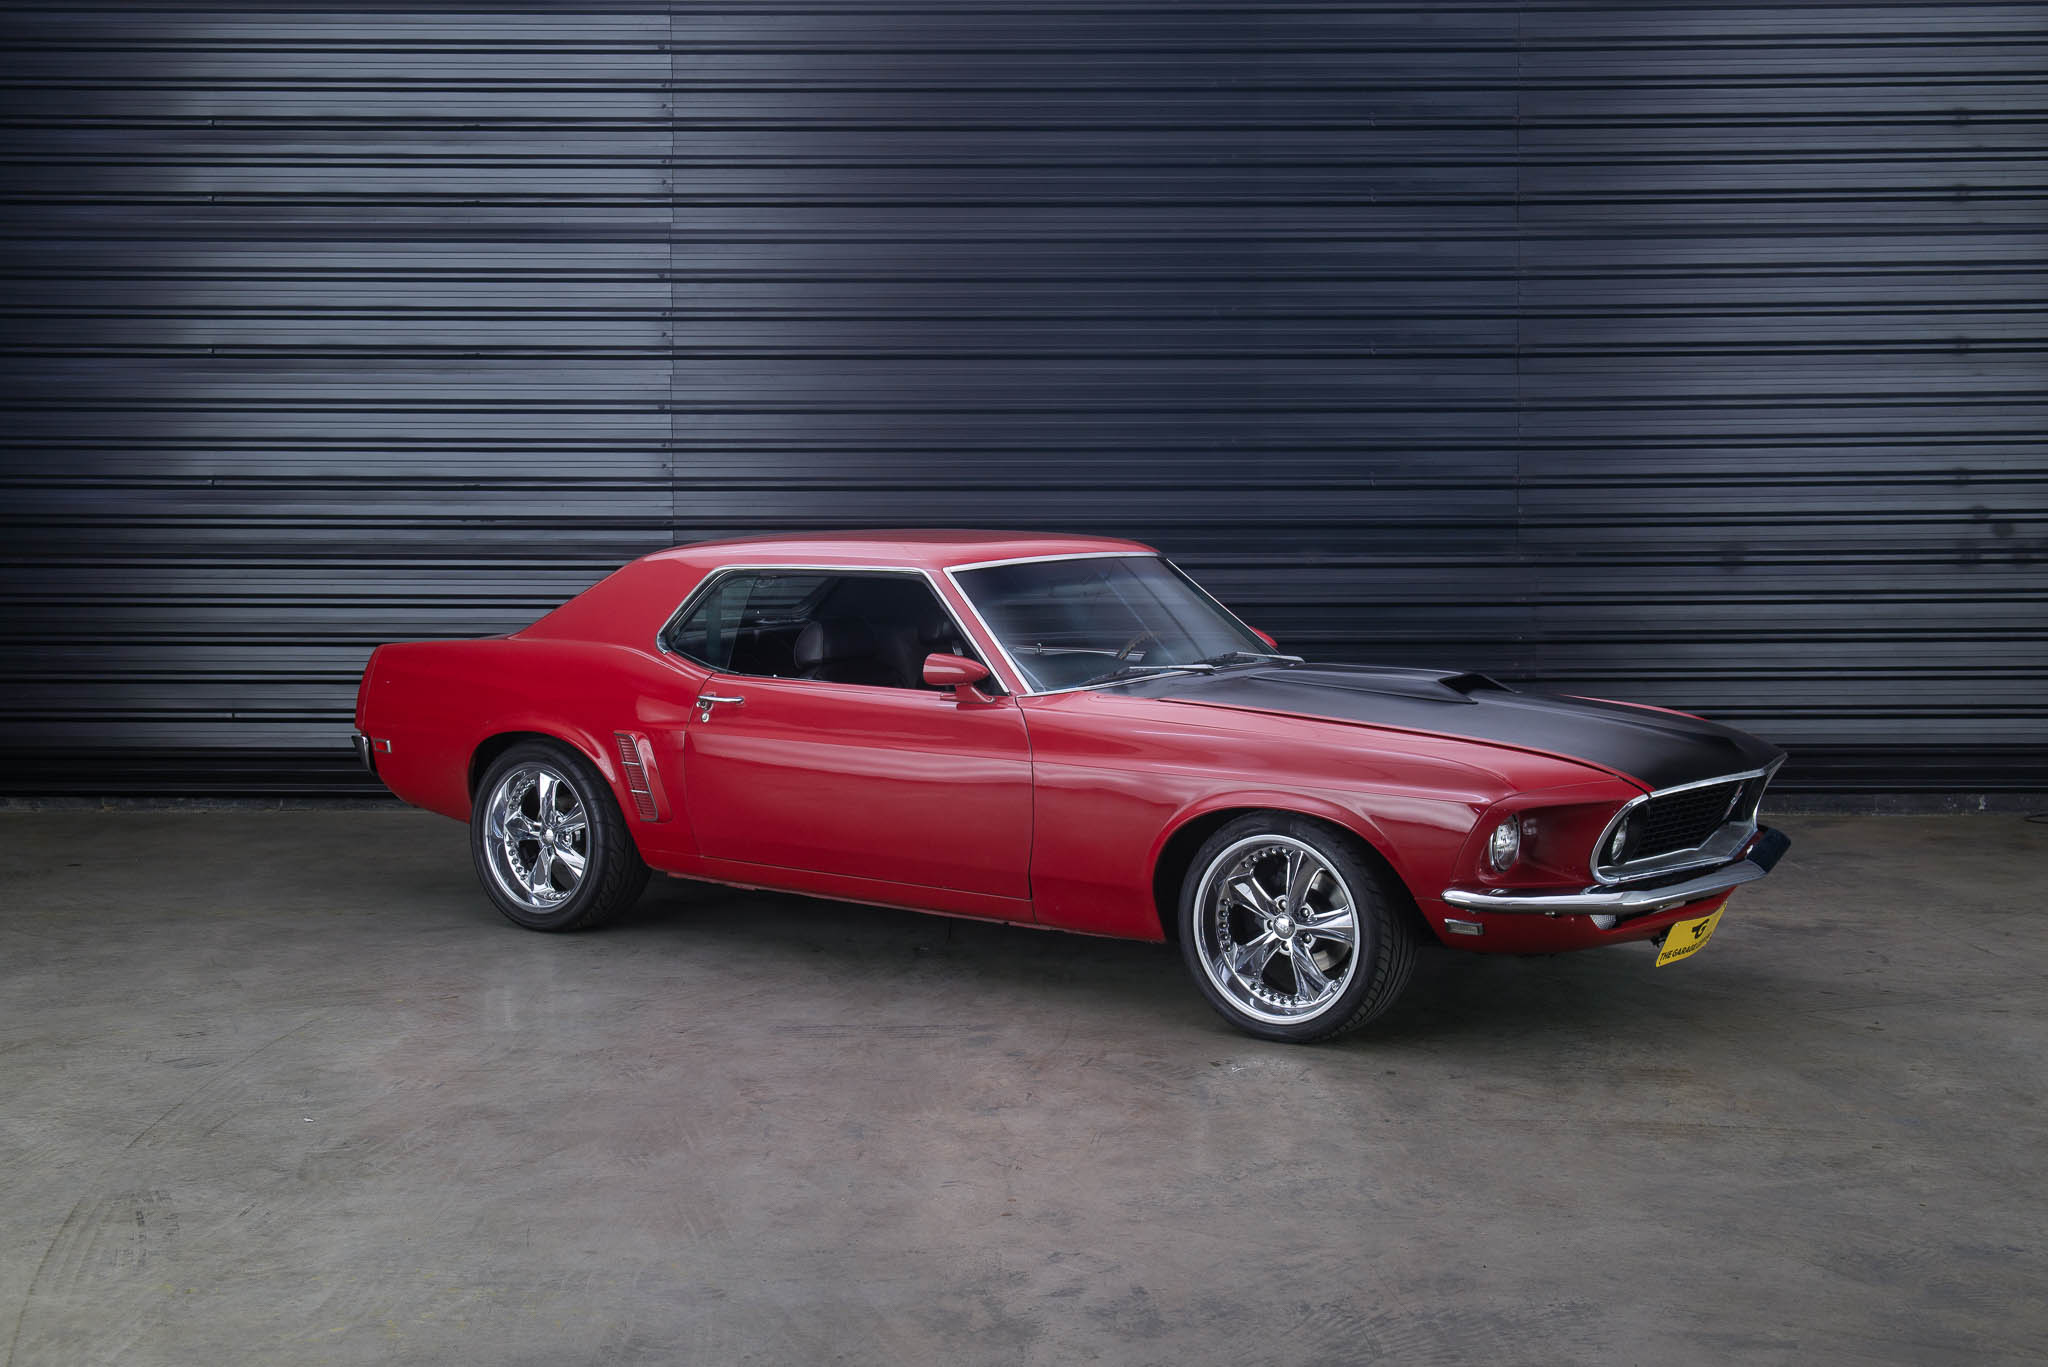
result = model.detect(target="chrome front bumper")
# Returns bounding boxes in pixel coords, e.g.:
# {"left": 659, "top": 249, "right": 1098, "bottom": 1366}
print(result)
{"left": 1441, "top": 827, "right": 1790, "bottom": 917}
{"left": 351, "top": 732, "right": 377, "bottom": 774}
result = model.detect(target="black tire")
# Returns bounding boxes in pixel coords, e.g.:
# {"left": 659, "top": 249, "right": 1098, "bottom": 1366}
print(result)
{"left": 470, "top": 738, "right": 649, "bottom": 931}
{"left": 1177, "top": 813, "right": 1418, "bottom": 1042}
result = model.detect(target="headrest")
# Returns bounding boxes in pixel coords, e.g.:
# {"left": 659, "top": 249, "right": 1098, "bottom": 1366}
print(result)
{"left": 917, "top": 609, "right": 960, "bottom": 647}
{"left": 794, "top": 619, "right": 876, "bottom": 670}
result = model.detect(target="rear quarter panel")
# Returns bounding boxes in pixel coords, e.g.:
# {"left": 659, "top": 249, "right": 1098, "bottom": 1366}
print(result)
{"left": 356, "top": 636, "right": 709, "bottom": 862}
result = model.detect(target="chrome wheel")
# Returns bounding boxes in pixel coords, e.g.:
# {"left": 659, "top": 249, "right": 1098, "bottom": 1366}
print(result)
{"left": 1193, "top": 833, "right": 1361, "bottom": 1025}
{"left": 482, "top": 763, "right": 590, "bottom": 911}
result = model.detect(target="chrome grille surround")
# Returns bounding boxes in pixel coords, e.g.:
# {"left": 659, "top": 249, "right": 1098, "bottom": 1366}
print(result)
{"left": 1590, "top": 759, "right": 1783, "bottom": 886}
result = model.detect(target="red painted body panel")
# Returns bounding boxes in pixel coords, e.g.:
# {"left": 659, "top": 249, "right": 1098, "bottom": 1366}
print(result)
{"left": 1019, "top": 689, "right": 1562, "bottom": 941}
{"left": 353, "top": 531, "right": 1746, "bottom": 959}
{"left": 680, "top": 673, "right": 1033, "bottom": 901}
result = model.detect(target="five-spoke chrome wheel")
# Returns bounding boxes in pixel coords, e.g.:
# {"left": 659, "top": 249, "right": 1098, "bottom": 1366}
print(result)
{"left": 1179, "top": 814, "right": 1418, "bottom": 1041}
{"left": 470, "top": 739, "right": 650, "bottom": 931}
{"left": 1192, "top": 834, "right": 1360, "bottom": 1025}
{"left": 483, "top": 763, "right": 590, "bottom": 909}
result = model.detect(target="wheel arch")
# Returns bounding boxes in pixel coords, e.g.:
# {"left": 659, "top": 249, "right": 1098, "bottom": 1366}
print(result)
{"left": 1148, "top": 796, "right": 1428, "bottom": 945}
{"left": 467, "top": 724, "right": 622, "bottom": 804}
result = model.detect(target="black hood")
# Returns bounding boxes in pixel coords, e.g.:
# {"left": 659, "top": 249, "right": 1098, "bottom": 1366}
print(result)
{"left": 1124, "top": 664, "right": 1783, "bottom": 792}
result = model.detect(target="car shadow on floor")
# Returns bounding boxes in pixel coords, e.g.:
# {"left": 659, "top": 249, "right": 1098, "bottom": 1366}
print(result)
{"left": 577, "top": 876, "right": 1780, "bottom": 1050}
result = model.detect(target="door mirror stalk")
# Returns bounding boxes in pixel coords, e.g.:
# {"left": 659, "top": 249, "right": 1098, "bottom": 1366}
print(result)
{"left": 923, "top": 653, "right": 999, "bottom": 703}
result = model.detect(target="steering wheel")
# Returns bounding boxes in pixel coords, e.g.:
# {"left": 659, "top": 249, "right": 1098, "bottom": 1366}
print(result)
{"left": 1114, "top": 629, "right": 1161, "bottom": 664}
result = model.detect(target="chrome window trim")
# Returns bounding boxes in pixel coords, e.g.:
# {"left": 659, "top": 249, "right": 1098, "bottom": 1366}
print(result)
{"left": 944, "top": 549, "right": 1150, "bottom": 574}
{"left": 943, "top": 551, "right": 1278, "bottom": 698}
{"left": 1588, "top": 758, "right": 1783, "bottom": 886}
{"left": 653, "top": 562, "right": 1016, "bottom": 695}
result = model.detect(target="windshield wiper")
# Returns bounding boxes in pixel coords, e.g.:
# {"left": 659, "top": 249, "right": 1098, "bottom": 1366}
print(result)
{"left": 1080, "top": 662, "right": 1218, "bottom": 687}
{"left": 1198, "top": 649, "right": 1305, "bottom": 667}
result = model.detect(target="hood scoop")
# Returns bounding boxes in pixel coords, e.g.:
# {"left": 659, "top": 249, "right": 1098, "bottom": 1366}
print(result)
{"left": 1237, "top": 665, "right": 1511, "bottom": 705}
{"left": 1438, "top": 671, "right": 1507, "bottom": 697}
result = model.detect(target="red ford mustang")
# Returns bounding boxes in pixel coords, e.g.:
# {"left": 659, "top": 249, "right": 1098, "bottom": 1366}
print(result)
{"left": 353, "top": 531, "right": 1789, "bottom": 1041}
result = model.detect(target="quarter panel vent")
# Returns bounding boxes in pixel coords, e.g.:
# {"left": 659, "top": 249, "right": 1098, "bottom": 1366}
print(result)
{"left": 613, "top": 731, "right": 661, "bottom": 822}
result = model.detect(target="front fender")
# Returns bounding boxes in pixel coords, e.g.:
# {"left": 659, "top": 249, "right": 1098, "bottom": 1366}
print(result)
{"left": 1150, "top": 788, "right": 1422, "bottom": 900}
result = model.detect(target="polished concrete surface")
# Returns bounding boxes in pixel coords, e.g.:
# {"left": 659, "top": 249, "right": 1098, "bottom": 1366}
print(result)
{"left": 3, "top": 811, "right": 2044, "bottom": 1366}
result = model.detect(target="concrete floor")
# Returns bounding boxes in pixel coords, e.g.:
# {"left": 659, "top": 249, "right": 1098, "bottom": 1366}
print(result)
{"left": 2, "top": 812, "right": 2044, "bottom": 1366}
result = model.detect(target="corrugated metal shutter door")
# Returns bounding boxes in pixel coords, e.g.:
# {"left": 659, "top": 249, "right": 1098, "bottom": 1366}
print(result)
{"left": 2, "top": 7, "right": 676, "bottom": 794}
{"left": 1512, "top": 5, "right": 2048, "bottom": 796}
{"left": 1, "top": 4, "right": 2041, "bottom": 797}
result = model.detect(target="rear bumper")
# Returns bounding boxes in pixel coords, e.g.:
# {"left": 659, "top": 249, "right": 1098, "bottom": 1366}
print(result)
{"left": 1440, "top": 826, "right": 1790, "bottom": 917}
{"left": 351, "top": 732, "right": 377, "bottom": 775}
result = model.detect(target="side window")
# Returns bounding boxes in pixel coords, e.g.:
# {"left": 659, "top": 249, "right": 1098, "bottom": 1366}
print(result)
{"left": 663, "top": 570, "right": 986, "bottom": 691}
{"left": 663, "top": 572, "right": 832, "bottom": 673}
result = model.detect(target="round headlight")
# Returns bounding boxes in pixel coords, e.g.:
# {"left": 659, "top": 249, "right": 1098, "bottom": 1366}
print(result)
{"left": 1487, "top": 818, "right": 1521, "bottom": 871}
{"left": 1608, "top": 817, "right": 1631, "bottom": 863}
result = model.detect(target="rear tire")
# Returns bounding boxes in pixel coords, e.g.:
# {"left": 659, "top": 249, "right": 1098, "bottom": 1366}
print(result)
{"left": 470, "top": 739, "right": 649, "bottom": 931}
{"left": 1178, "top": 814, "right": 1417, "bottom": 1042}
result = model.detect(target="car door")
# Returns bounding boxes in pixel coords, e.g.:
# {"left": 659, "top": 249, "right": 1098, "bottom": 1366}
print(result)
{"left": 669, "top": 569, "right": 1034, "bottom": 908}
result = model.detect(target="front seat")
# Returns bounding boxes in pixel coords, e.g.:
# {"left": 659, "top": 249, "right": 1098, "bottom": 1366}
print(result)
{"left": 884, "top": 604, "right": 974, "bottom": 690}
{"left": 792, "top": 619, "right": 895, "bottom": 686}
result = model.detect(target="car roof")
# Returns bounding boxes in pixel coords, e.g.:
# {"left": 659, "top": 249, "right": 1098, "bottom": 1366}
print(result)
{"left": 645, "top": 529, "right": 1157, "bottom": 572}
{"left": 517, "top": 530, "right": 1160, "bottom": 646}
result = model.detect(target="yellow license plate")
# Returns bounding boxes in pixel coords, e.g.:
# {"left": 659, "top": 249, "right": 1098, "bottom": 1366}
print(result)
{"left": 1654, "top": 903, "right": 1725, "bottom": 968}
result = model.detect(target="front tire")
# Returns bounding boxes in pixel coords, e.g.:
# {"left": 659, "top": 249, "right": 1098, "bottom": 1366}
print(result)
{"left": 1178, "top": 814, "right": 1417, "bottom": 1042}
{"left": 470, "top": 739, "right": 649, "bottom": 931}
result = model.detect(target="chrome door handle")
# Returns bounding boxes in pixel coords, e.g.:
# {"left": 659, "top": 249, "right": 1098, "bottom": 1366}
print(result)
{"left": 695, "top": 693, "right": 745, "bottom": 720}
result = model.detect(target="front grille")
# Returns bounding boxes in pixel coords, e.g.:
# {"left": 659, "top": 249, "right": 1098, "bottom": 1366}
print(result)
{"left": 1627, "top": 780, "right": 1744, "bottom": 859}
{"left": 1595, "top": 765, "right": 1778, "bottom": 882}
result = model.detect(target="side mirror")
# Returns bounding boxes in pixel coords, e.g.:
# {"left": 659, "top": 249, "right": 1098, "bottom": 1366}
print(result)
{"left": 923, "top": 652, "right": 997, "bottom": 702}
{"left": 1249, "top": 627, "right": 1279, "bottom": 651}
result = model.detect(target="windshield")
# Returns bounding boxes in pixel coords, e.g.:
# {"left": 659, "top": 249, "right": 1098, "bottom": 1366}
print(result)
{"left": 954, "top": 555, "right": 1280, "bottom": 692}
